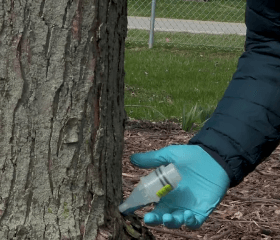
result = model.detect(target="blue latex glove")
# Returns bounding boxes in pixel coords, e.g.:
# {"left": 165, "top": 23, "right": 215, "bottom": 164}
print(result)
{"left": 130, "top": 145, "right": 230, "bottom": 230}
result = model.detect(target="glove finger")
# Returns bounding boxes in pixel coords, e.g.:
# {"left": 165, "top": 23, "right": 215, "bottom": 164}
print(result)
{"left": 130, "top": 147, "right": 172, "bottom": 168}
{"left": 144, "top": 202, "right": 172, "bottom": 226}
{"left": 184, "top": 210, "right": 206, "bottom": 230}
{"left": 162, "top": 210, "right": 185, "bottom": 229}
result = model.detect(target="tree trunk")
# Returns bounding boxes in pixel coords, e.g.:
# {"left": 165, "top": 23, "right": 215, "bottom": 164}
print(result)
{"left": 0, "top": 0, "right": 154, "bottom": 239}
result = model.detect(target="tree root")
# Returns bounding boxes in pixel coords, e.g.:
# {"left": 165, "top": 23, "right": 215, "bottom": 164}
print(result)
{"left": 121, "top": 214, "right": 156, "bottom": 240}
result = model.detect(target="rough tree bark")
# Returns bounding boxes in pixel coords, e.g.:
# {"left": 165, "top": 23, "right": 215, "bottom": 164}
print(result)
{"left": 0, "top": 0, "right": 154, "bottom": 239}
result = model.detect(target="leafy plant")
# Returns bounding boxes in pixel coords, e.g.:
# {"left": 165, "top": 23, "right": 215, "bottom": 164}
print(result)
{"left": 182, "top": 103, "right": 216, "bottom": 132}
{"left": 182, "top": 103, "right": 202, "bottom": 132}
{"left": 198, "top": 104, "right": 216, "bottom": 123}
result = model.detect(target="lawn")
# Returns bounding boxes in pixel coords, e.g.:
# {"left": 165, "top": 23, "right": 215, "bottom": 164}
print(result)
{"left": 124, "top": 45, "right": 243, "bottom": 127}
{"left": 128, "top": 0, "right": 246, "bottom": 23}
{"left": 126, "top": 29, "right": 246, "bottom": 50}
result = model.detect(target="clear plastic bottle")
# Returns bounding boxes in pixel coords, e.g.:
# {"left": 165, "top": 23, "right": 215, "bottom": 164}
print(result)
{"left": 119, "top": 163, "right": 182, "bottom": 216}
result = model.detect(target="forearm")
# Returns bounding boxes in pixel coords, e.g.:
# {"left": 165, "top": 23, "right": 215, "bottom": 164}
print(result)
{"left": 188, "top": 69, "right": 280, "bottom": 187}
{"left": 188, "top": 0, "right": 280, "bottom": 188}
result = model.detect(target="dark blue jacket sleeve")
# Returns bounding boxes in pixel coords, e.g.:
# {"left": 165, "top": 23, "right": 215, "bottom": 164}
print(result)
{"left": 188, "top": 0, "right": 280, "bottom": 187}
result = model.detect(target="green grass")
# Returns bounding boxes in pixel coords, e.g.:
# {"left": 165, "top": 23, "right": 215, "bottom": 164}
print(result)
{"left": 128, "top": 0, "right": 246, "bottom": 23}
{"left": 126, "top": 29, "right": 246, "bottom": 50}
{"left": 124, "top": 45, "right": 243, "bottom": 124}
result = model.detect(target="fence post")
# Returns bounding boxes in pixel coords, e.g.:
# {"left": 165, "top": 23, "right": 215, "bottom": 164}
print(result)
{"left": 149, "top": 0, "right": 156, "bottom": 49}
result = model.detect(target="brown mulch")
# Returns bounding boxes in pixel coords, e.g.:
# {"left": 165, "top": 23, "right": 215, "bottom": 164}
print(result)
{"left": 122, "top": 119, "right": 280, "bottom": 240}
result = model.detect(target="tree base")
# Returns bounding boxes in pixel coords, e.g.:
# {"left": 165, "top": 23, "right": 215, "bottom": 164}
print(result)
{"left": 119, "top": 214, "right": 155, "bottom": 240}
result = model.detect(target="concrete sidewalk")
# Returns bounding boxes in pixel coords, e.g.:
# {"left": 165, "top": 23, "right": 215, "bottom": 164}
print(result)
{"left": 128, "top": 16, "right": 246, "bottom": 36}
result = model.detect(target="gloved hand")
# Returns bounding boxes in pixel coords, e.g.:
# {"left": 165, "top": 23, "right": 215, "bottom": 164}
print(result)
{"left": 130, "top": 145, "right": 230, "bottom": 230}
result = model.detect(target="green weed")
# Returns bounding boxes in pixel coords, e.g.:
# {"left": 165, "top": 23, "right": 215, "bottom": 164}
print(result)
{"left": 182, "top": 103, "right": 216, "bottom": 132}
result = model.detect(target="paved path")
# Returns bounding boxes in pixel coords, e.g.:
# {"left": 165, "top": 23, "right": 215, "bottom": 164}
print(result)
{"left": 128, "top": 16, "right": 246, "bottom": 36}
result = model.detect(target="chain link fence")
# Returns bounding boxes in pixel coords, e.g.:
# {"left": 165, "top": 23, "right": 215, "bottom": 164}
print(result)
{"left": 127, "top": 0, "right": 246, "bottom": 50}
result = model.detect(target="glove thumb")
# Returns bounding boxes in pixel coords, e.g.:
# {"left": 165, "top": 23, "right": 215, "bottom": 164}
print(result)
{"left": 130, "top": 147, "right": 172, "bottom": 169}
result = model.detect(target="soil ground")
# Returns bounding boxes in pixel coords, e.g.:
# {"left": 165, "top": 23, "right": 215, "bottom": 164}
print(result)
{"left": 121, "top": 119, "right": 280, "bottom": 240}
